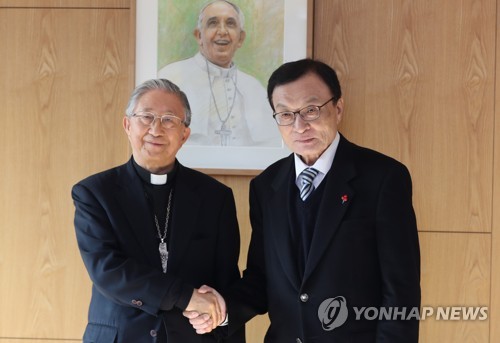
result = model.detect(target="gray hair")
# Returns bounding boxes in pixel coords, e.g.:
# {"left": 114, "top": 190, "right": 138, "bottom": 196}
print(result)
{"left": 125, "top": 79, "right": 192, "bottom": 127}
{"left": 197, "top": 0, "right": 245, "bottom": 30}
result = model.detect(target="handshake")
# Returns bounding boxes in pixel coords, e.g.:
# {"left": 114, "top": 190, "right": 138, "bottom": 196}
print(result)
{"left": 184, "top": 285, "right": 227, "bottom": 334}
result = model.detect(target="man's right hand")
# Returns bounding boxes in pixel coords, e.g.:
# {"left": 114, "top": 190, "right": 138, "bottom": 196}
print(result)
{"left": 183, "top": 285, "right": 226, "bottom": 334}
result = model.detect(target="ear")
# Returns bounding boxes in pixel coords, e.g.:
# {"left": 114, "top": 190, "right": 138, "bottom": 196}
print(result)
{"left": 193, "top": 28, "right": 202, "bottom": 47}
{"left": 181, "top": 126, "right": 191, "bottom": 144}
{"left": 123, "top": 116, "right": 131, "bottom": 135}
{"left": 237, "top": 30, "right": 246, "bottom": 48}
{"left": 335, "top": 98, "right": 344, "bottom": 124}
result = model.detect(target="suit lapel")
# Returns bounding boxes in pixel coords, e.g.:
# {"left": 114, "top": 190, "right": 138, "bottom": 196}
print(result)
{"left": 269, "top": 156, "right": 302, "bottom": 290}
{"left": 303, "top": 138, "right": 357, "bottom": 283}
{"left": 115, "top": 159, "right": 161, "bottom": 268}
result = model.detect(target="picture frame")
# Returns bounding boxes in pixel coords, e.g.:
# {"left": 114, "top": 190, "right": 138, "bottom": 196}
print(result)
{"left": 136, "top": 0, "right": 309, "bottom": 173}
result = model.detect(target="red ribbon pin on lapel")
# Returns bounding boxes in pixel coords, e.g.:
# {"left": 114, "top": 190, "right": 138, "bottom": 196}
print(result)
{"left": 341, "top": 194, "right": 348, "bottom": 204}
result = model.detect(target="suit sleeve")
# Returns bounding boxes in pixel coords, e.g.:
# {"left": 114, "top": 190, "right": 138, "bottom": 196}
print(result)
{"left": 72, "top": 182, "right": 192, "bottom": 316}
{"left": 375, "top": 163, "right": 421, "bottom": 342}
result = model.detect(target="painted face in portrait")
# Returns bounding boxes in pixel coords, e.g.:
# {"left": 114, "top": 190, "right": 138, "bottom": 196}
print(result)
{"left": 123, "top": 89, "right": 191, "bottom": 173}
{"left": 272, "top": 72, "right": 344, "bottom": 166}
{"left": 194, "top": 1, "right": 246, "bottom": 68}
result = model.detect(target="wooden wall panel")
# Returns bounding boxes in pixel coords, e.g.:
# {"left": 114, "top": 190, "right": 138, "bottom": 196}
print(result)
{"left": 213, "top": 175, "right": 253, "bottom": 271}
{"left": 0, "top": 2, "right": 133, "bottom": 340}
{"left": 419, "top": 232, "right": 490, "bottom": 342}
{"left": 313, "top": 0, "right": 495, "bottom": 233}
{"left": 490, "top": 0, "right": 500, "bottom": 340}
{"left": 0, "top": 0, "right": 130, "bottom": 7}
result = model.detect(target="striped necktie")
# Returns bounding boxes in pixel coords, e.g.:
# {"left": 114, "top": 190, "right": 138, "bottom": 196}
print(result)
{"left": 299, "top": 167, "right": 319, "bottom": 201}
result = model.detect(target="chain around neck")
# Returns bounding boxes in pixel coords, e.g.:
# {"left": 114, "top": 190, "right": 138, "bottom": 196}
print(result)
{"left": 154, "top": 188, "right": 173, "bottom": 242}
{"left": 205, "top": 58, "right": 238, "bottom": 126}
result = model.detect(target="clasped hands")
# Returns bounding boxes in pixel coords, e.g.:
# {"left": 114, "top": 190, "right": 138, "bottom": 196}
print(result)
{"left": 184, "top": 285, "right": 226, "bottom": 334}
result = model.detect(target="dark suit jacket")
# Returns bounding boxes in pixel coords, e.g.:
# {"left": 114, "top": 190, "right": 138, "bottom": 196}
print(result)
{"left": 227, "top": 135, "right": 420, "bottom": 343}
{"left": 72, "top": 158, "right": 245, "bottom": 343}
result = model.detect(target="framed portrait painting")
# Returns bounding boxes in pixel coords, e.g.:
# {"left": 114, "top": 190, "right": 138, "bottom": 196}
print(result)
{"left": 136, "top": 0, "right": 308, "bottom": 172}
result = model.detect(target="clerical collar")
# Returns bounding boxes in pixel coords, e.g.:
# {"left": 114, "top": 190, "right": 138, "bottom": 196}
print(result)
{"left": 150, "top": 174, "right": 167, "bottom": 185}
{"left": 195, "top": 52, "right": 236, "bottom": 79}
{"left": 132, "top": 158, "right": 177, "bottom": 186}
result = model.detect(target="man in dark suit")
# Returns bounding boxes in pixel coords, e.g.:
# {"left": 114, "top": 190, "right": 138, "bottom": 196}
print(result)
{"left": 72, "top": 79, "right": 245, "bottom": 342}
{"left": 187, "top": 59, "right": 420, "bottom": 342}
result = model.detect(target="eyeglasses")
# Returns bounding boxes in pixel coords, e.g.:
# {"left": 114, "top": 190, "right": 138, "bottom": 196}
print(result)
{"left": 132, "top": 111, "right": 186, "bottom": 129}
{"left": 273, "top": 97, "right": 336, "bottom": 126}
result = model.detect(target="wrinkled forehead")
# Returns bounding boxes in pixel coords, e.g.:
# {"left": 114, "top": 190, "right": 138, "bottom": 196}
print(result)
{"left": 201, "top": 1, "right": 241, "bottom": 24}
{"left": 136, "top": 89, "right": 184, "bottom": 114}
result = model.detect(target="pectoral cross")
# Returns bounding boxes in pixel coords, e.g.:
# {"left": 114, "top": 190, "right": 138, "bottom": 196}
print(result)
{"left": 215, "top": 123, "right": 232, "bottom": 146}
{"left": 159, "top": 240, "right": 168, "bottom": 273}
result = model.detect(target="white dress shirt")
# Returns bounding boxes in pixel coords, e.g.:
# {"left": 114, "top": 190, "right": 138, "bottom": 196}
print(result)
{"left": 294, "top": 132, "right": 340, "bottom": 190}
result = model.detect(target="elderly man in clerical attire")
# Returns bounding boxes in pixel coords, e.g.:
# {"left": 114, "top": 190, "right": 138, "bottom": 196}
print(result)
{"left": 72, "top": 79, "right": 245, "bottom": 342}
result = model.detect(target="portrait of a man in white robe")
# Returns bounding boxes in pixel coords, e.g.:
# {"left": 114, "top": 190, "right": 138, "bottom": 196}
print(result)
{"left": 157, "top": 0, "right": 284, "bottom": 147}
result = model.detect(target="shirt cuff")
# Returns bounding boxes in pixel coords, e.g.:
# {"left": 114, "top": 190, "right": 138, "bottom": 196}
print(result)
{"left": 219, "top": 313, "right": 229, "bottom": 326}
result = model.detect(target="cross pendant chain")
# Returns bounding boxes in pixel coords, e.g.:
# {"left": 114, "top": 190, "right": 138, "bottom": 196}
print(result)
{"left": 215, "top": 123, "right": 232, "bottom": 146}
{"left": 154, "top": 189, "right": 173, "bottom": 273}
